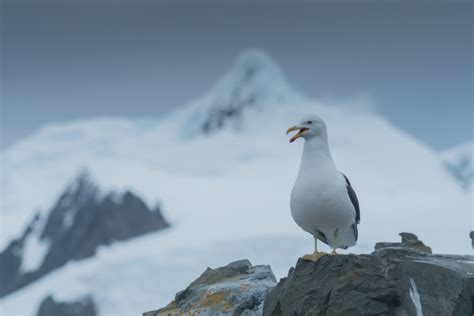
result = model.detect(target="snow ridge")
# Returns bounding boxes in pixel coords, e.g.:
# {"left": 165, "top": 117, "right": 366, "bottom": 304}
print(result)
{"left": 409, "top": 278, "right": 423, "bottom": 316}
{"left": 19, "top": 215, "right": 50, "bottom": 273}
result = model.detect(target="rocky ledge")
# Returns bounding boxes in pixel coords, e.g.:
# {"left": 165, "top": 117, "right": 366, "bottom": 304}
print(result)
{"left": 265, "top": 233, "right": 473, "bottom": 315}
{"left": 144, "top": 233, "right": 474, "bottom": 316}
{"left": 37, "top": 295, "right": 97, "bottom": 316}
{"left": 144, "top": 260, "right": 276, "bottom": 316}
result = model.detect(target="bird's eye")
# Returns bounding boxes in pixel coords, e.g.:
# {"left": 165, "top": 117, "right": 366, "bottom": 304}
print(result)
{"left": 306, "top": 121, "right": 313, "bottom": 124}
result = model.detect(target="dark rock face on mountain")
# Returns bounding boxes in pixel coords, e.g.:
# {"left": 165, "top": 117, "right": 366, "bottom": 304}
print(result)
{"left": 144, "top": 260, "right": 276, "bottom": 316}
{"left": 264, "top": 234, "right": 474, "bottom": 316}
{"left": 0, "top": 171, "right": 169, "bottom": 297}
{"left": 37, "top": 295, "right": 97, "bottom": 316}
{"left": 443, "top": 151, "right": 473, "bottom": 190}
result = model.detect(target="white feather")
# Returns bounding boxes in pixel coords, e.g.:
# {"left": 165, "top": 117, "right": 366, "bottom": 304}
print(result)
{"left": 290, "top": 116, "right": 357, "bottom": 249}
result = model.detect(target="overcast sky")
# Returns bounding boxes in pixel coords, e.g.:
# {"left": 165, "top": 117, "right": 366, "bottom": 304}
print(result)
{"left": 1, "top": 0, "right": 472, "bottom": 151}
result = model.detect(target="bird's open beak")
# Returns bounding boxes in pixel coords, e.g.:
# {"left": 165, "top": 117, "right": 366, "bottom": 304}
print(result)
{"left": 286, "top": 126, "right": 309, "bottom": 143}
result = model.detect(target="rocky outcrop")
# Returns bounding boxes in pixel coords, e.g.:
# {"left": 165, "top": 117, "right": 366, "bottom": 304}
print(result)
{"left": 143, "top": 260, "right": 276, "bottom": 316}
{"left": 0, "top": 170, "right": 170, "bottom": 297}
{"left": 264, "top": 233, "right": 474, "bottom": 316}
{"left": 37, "top": 295, "right": 97, "bottom": 316}
{"left": 144, "top": 234, "right": 473, "bottom": 316}
{"left": 374, "top": 232, "right": 432, "bottom": 254}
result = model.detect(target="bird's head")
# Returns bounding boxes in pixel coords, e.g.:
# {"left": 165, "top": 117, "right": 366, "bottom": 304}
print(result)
{"left": 286, "top": 115, "right": 327, "bottom": 143}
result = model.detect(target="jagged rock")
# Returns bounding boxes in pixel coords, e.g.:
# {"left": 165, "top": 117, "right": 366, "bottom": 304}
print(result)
{"left": 143, "top": 259, "right": 276, "bottom": 316}
{"left": 37, "top": 295, "right": 97, "bottom": 316}
{"left": 374, "top": 232, "right": 432, "bottom": 254}
{"left": 0, "top": 170, "right": 170, "bottom": 297}
{"left": 470, "top": 231, "right": 474, "bottom": 248}
{"left": 264, "top": 235, "right": 474, "bottom": 316}
{"left": 144, "top": 234, "right": 473, "bottom": 316}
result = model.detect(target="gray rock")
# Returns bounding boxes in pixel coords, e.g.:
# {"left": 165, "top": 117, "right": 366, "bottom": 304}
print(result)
{"left": 144, "top": 259, "right": 276, "bottom": 316}
{"left": 264, "top": 235, "right": 474, "bottom": 316}
{"left": 470, "top": 231, "right": 474, "bottom": 248}
{"left": 374, "top": 232, "right": 432, "bottom": 254}
{"left": 37, "top": 295, "right": 97, "bottom": 316}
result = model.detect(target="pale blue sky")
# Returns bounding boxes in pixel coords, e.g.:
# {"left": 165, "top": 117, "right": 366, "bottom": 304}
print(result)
{"left": 1, "top": 1, "right": 472, "bottom": 150}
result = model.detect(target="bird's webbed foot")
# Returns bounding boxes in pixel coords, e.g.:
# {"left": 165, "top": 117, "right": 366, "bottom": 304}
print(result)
{"left": 302, "top": 252, "right": 327, "bottom": 262}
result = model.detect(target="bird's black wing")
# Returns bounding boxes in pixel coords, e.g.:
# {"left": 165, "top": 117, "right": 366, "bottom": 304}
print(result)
{"left": 341, "top": 173, "right": 360, "bottom": 224}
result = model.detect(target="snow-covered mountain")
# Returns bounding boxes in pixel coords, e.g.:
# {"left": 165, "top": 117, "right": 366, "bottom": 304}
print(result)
{"left": 1, "top": 49, "right": 472, "bottom": 316}
{"left": 442, "top": 141, "right": 473, "bottom": 190}
{"left": 177, "top": 49, "right": 304, "bottom": 138}
{"left": 0, "top": 170, "right": 169, "bottom": 297}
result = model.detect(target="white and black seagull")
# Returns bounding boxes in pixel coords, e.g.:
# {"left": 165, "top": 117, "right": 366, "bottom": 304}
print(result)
{"left": 287, "top": 115, "right": 360, "bottom": 261}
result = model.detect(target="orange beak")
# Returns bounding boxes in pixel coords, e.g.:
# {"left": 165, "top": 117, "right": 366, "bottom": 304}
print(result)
{"left": 286, "top": 126, "right": 309, "bottom": 143}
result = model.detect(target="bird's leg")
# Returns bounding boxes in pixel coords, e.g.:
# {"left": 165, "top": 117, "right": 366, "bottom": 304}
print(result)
{"left": 302, "top": 231, "right": 327, "bottom": 262}
{"left": 331, "top": 249, "right": 337, "bottom": 255}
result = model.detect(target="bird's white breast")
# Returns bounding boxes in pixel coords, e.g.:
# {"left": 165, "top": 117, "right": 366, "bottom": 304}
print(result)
{"left": 290, "top": 170, "right": 354, "bottom": 234}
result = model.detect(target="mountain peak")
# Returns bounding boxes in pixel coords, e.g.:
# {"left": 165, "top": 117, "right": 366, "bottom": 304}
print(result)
{"left": 231, "top": 49, "right": 286, "bottom": 87}
{"left": 63, "top": 169, "right": 99, "bottom": 205}
{"left": 180, "top": 49, "right": 303, "bottom": 137}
